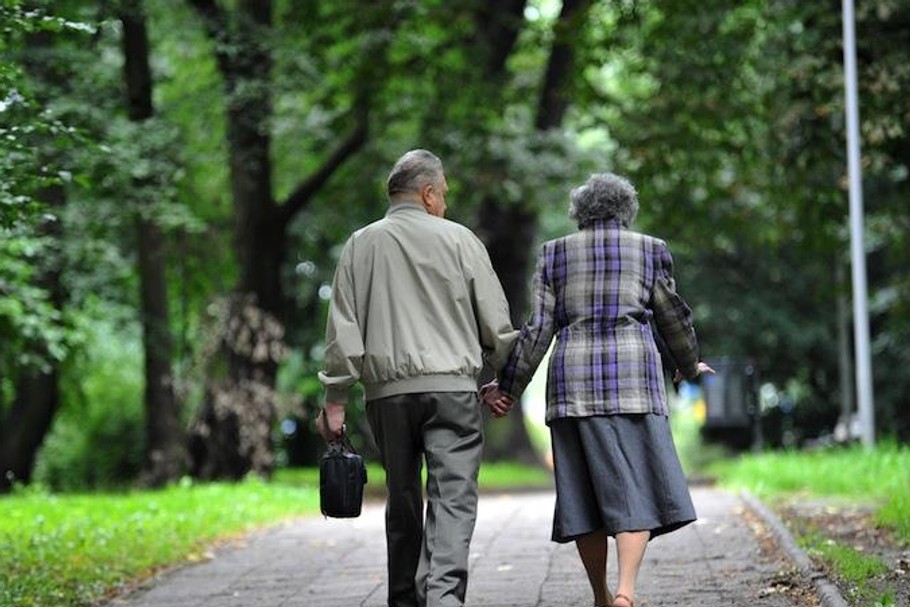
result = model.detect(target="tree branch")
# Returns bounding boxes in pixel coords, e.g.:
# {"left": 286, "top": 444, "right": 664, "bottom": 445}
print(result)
{"left": 472, "top": 0, "right": 527, "bottom": 78}
{"left": 535, "top": 0, "right": 593, "bottom": 130}
{"left": 186, "top": 0, "right": 232, "bottom": 75}
{"left": 278, "top": 109, "right": 369, "bottom": 226}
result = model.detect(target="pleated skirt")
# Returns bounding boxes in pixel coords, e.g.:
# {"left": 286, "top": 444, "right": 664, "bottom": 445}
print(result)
{"left": 549, "top": 413, "right": 696, "bottom": 543}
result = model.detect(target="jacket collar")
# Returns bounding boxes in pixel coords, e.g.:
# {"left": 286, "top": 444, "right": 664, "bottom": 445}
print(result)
{"left": 586, "top": 218, "right": 625, "bottom": 230}
{"left": 386, "top": 201, "right": 428, "bottom": 217}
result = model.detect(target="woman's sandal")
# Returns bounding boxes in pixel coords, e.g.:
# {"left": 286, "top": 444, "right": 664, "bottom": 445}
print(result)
{"left": 612, "top": 593, "right": 634, "bottom": 607}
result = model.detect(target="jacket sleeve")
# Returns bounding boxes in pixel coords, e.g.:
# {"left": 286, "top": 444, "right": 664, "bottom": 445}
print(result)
{"left": 468, "top": 236, "right": 519, "bottom": 374}
{"left": 497, "top": 246, "right": 556, "bottom": 399}
{"left": 650, "top": 240, "right": 700, "bottom": 380}
{"left": 318, "top": 239, "right": 364, "bottom": 404}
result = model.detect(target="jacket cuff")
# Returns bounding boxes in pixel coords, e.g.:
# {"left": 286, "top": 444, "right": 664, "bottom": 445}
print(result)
{"left": 681, "top": 360, "right": 700, "bottom": 381}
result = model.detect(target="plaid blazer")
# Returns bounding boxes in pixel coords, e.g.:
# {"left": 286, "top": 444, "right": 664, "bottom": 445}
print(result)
{"left": 498, "top": 220, "right": 700, "bottom": 422}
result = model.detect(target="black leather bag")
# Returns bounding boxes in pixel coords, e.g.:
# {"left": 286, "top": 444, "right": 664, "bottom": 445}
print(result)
{"left": 319, "top": 434, "right": 367, "bottom": 518}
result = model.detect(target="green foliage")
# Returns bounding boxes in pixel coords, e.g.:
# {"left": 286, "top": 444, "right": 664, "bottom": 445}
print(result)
{"left": 32, "top": 312, "right": 145, "bottom": 491}
{"left": 0, "top": 3, "right": 96, "bottom": 387}
{"left": 4, "top": 0, "right": 909, "bottom": 494}
{"left": 0, "top": 232, "right": 70, "bottom": 373}
{"left": 669, "top": 401, "right": 732, "bottom": 477}
{"left": 0, "top": 2, "right": 93, "bottom": 228}
{"left": 587, "top": 0, "right": 910, "bottom": 439}
{"left": 0, "top": 478, "right": 319, "bottom": 607}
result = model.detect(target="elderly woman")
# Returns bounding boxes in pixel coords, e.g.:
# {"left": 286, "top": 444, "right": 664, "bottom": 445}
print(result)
{"left": 487, "top": 173, "right": 713, "bottom": 607}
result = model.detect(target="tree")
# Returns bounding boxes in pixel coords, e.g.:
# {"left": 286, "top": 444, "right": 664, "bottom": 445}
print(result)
{"left": 184, "top": 0, "right": 387, "bottom": 478}
{"left": 0, "top": 4, "right": 82, "bottom": 491}
{"left": 594, "top": 0, "right": 910, "bottom": 441}
{"left": 472, "top": 0, "right": 594, "bottom": 462}
{"left": 118, "top": 0, "right": 188, "bottom": 486}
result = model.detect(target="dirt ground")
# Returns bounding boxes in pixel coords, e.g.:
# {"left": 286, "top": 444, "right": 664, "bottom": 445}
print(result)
{"left": 740, "top": 505, "right": 824, "bottom": 606}
{"left": 777, "top": 499, "right": 910, "bottom": 606}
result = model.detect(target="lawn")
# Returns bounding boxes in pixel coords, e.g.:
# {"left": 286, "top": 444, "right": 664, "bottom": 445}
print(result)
{"left": 0, "top": 461, "right": 551, "bottom": 607}
{"left": 0, "top": 478, "right": 320, "bottom": 607}
{"left": 708, "top": 441, "right": 910, "bottom": 541}
{"left": 709, "top": 442, "right": 910, "bottom": 606}
{"left": 273, "top": 459, "right": 553, "bottom": 496}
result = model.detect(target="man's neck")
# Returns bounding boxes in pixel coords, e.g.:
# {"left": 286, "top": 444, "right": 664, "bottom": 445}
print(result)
{"left": 390, "top": 196, "right": 423, "bottom": 207}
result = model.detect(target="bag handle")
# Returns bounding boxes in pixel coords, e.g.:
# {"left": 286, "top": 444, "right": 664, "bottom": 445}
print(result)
{"left": 327, "top": 431, "right": 357, "bottom": 455}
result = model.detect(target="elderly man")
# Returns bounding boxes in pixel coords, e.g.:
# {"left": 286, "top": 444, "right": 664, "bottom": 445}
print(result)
{"left": 317, "top": 149, "right": 517, "bottom": 607}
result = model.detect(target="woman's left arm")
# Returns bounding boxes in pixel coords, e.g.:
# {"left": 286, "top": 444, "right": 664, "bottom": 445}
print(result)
{"left": 497, "top": 246, "right": 557, "bottom": 400}
{"left": 651, "top": 240, "right": 700, "bottom": 380}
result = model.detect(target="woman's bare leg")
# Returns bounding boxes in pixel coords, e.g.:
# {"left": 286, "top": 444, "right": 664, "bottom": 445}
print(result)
{"left": 613, "top": 530, "right": 650, "bottom": 606}
{"left": 575, "top": 529, "right": 613, "bottom": 606}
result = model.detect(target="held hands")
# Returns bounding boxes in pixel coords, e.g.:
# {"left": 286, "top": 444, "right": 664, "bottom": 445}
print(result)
{"left": 479, "top": 380, "right": 515, "bottom": 418}
{"left": 673, "top": 361, "right": 716, "bottom": 384}
{"left": 316, "top": 401, "right": 346, "bottom": 443}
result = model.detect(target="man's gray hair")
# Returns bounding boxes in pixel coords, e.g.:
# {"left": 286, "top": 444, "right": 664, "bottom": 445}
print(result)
{"left": 387, "top": 149, "right": 445, "bottom": 197}
{"left": 569, "top": 173, "right": 639, "bottom": 228}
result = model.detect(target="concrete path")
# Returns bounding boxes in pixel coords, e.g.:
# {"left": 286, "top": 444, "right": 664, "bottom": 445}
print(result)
{"left": 112, "top": 488, "right": 804, "bottom": 607}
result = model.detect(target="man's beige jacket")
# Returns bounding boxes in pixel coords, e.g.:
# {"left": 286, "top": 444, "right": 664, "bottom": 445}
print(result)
{"left": 319, "top": 202, "right": 518, "bottom": 404}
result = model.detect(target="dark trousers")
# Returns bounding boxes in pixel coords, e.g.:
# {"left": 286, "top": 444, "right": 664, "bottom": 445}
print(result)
{"left": 366, "top": 392, "right": 483, "bottom": 607}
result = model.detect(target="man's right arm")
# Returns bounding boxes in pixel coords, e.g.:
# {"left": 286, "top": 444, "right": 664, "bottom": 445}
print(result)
{"left": 317, "top": 240, "right": 364, "bottom": 405}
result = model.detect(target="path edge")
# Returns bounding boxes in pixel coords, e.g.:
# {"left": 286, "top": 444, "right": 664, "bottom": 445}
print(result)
{"left": 740, "top": 490, "right": 851, "bottom": 607}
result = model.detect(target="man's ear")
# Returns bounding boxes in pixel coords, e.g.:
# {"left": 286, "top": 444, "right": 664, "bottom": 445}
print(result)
{"left": 418, "top": 184, "right": 433, "bottom": 210}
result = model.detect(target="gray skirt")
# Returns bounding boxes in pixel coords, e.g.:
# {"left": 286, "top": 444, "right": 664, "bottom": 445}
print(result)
{"left": 549, "top": 413, "right": 696, "bottom": 543}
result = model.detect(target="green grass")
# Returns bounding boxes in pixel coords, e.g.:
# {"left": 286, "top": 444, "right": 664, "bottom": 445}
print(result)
{"left": 710, "top": 442, "right": 910, "bottom": 605}
{"left": 669, "top": 405, "right": 732, "bottom": 477}
{"left": 1, "top": 460, "right": 550, "bottom": 607}
{"left": 800, "top": 529, "right": 890, "bottom": 604}
{"left": 274, "top": 459, "right": 553, "bottom": 495}
{"left": 707, "top": 442, "right": 910, "bottom": 542}
{"left": 477, "top": 460, "right": 552, "bottom": 488}
{"left": 0, "top": 478, "right": 319, "bottom": 607}
{"left": 801, "top": 529, "right": 889, "bottom": 583}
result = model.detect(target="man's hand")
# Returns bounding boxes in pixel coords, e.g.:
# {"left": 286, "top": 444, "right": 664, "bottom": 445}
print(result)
{"left": 316, "top": 401, "right": 346, "bottom": 443}
{"left": 480, "top": 381, "right": 515, "bottom": 418}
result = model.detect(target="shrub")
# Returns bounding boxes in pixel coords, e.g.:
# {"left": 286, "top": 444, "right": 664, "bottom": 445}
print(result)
{"left": 33, "top": 318, "right": 145, "bottom": 491}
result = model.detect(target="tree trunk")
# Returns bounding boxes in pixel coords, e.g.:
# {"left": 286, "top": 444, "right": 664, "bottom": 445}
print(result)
{"left": 183, "top": 0, "right": 281, "bottom": 479}
{"left": 186, "top": 0, "right": 373, "bottom": 478}
{"left": 120, "top": 3, "right": 188, "bottom": 486}
{"left": 0, "top": 370, "right": 60, "bottom": 491}
{"left": 481, "top": 0, "right": 593, "bottom": 464}
{"left": 534, "top": 0, "right": 591, "bottom": 131}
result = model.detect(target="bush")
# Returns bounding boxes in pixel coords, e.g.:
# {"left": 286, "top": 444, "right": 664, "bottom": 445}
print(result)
{"left": 32, "top": 318, "right": 145, "bottom": 491}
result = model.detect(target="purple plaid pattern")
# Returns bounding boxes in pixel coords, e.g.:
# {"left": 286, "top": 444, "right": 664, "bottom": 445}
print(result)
{"left": 498, "top": 220, "right": 699, "bottom": 423}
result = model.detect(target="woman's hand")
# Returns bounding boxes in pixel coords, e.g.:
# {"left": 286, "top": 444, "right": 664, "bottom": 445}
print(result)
{"left": 695, "top": 361, "right": 716, "bottom": 375}
{"left": 673, "top": 361, "right": 716, "bottom": 383}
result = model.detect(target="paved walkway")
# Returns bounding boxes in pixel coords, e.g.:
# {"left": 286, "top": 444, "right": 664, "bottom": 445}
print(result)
{"left": 113, "top": 488, "right": 803, "bottom": 607}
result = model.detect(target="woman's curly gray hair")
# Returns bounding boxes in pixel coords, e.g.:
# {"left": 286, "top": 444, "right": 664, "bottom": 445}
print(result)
{"left": 569, "top": 173, "right": 639, "bottom": 228}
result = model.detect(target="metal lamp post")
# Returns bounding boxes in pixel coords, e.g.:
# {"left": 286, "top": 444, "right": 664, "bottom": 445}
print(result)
{"left": 841, "top": 0, "right": 875, "bottom": 446}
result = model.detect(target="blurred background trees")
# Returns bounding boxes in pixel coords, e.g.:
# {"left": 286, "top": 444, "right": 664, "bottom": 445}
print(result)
{"left": 1, "top": 0, "right": 907, "bottom": 492}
